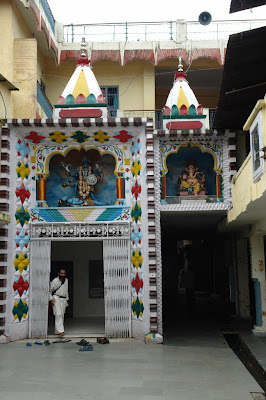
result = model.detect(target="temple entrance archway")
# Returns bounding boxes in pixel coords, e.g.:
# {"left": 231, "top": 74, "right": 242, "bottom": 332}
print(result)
{"left": 29, "top": 227, "right": 131, "bottom": 339}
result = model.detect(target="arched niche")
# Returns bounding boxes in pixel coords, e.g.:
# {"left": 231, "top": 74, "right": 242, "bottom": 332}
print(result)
{"left": 45, "top": 148, "right": 116, "bottom": 207}
{"left": 165, "top": 145, "right": 216, "bottom": 197}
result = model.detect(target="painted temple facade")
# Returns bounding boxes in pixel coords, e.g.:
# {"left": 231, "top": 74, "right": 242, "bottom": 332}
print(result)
{"left": 1, "top": 44, "right": 238, "bottom": 341}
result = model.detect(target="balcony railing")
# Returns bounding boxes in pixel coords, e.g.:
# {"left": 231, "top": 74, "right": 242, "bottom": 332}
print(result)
{"left": 63, "top": 19, "right": 266, "bottom": 43}
{"left": 165, "top": 195, "right": 221, "bottom": 204}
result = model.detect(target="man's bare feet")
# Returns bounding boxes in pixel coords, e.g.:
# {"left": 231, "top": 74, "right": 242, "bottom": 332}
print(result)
{"left": 59, "top": 332, "right": 65, "bottom": 337}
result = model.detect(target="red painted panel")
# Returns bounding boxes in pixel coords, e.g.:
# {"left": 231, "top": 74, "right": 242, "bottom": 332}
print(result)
{"left": 166, "top": 121, "right": 203, "bottom": 129}
{"left": 59, "top": 109, "right": 103, "bottom": 118}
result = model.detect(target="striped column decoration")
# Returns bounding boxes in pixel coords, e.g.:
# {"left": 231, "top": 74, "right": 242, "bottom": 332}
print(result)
{"left": 161, "top": 175, "right": 166, "bottom": 200}
{"left": 36, "top": 174, "right": 47, "bottom": 207}
{"left": 116, "top": 172, "right": 125, "bottom": 205}
{"left": 145, "top": 120, "right": 161, "bottom": 334}
{"left": 227, "top": 131, "right": 237, "bottom": 181}
{"left": 0, "top": 126, "right": 11, "bottom": 335}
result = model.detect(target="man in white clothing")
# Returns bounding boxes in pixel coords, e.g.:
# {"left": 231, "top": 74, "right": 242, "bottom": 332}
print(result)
{"left": 49, "top": 268, "right": 69, "bottom": 337}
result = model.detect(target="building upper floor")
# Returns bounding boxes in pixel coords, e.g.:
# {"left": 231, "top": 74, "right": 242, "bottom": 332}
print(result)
{"left": 0, "top": 0, "right": 265, "bottom": 125}
{"left": 228, "top": 96, "right": 266, "bottom": 227}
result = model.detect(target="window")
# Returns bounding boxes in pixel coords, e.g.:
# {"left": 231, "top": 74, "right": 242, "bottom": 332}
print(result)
{"left": 250, "top": 111, "right": 264, "bottom": 182}
{"left": 100, "top": 86, "right": 119, "bottom": 117}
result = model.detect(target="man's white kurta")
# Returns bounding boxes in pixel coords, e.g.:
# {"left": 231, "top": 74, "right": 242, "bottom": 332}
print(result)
{"left": 49, "top": 277, "right": 69, "bottom": 333}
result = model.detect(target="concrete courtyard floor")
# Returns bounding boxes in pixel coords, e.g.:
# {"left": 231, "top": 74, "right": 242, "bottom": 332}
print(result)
{"left": 0, "top": 335, "right": 262, "bottom": 400}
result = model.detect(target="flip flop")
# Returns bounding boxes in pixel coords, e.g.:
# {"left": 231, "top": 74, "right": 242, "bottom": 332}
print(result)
{"left": 34, "top": 341, "right": 43, "bottom": 345}
{"left": 97, "top": 337, "right": 109, "bottom": 344}
{"left": 26, "top": 342, "right": 32, "bottom": 346}
{"left": 79, "top": 345, "right": 93, "bottom": 351}
{"left": 60, "top": 339, "right": 71, "bottom": 343}
{"left": 53, "top": 339, "right": 63, "bottom": 343}
{"left": 76, "top": 339, "right": 89, "bottom": 346}
{"left": 44, "top": 340, "right": 51, "bottom": 346}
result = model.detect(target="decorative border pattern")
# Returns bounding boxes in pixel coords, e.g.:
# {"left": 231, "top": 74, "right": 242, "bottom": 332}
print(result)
{"left": 0, "top": 126, "right": 11, "bottom": 334}
{"left": 30, "top": 207, "right": 130, "bottom": 223}
{"left": 13, "top": 138, "right": 31, "bottom": 323}
{"left": 130, "top": 134, "right": 144, "bottom": 320}
{"left": 145, "top": 120, "right": 159, "bottom": 333}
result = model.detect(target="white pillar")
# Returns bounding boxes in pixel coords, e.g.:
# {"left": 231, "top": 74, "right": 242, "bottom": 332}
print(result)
{"left": 250, "top": 234, "right": 266, "bottom": 334}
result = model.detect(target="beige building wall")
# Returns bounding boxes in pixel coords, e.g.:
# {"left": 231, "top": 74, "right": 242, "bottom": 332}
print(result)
{"left": 45, "top": 59, "right": 156, "bottom": 111}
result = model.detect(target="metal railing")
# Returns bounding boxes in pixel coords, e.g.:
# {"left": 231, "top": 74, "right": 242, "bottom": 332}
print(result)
{"left": 63, "top": 19, "right": 266, "bottom": 43}
{"left": 165, "top": 195, "right": 221, "bottom": 204}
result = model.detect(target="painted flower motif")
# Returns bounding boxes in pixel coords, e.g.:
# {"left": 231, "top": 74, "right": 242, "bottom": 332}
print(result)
{"left": 113, "top": 130, "right": 133, "bottom": 143}
{"left": 12, "top": 299, "right": 28, "bottom": 321}
{"left": 72, "top": 130, "right": 89, "bottom": 143}
{"left": 13, "top": 276, "right": 29, "bottom": 297}
{"left": 49, "top": 131, "right": 68, "bottom": 144}
{"left": 15, "top": 206, "right": 30, "bottom": 227}
{"left": 16, "top": 139, "right": 29, "bottom": 159}
{"left": 14, "top": 252, "right": 29, "bottom": 274}
{"left": 131, "top": 203, "right": 141, "bottom": 222}
{"left": 15, "top": 183, "right": 30, "bottom": 204}
{"left": 130, "top": 138, "right": 141, "bottom": 156}
{"left": 14, "top": 229, "right": 29, "bottom": 250}
{"left": 131, "top": 160, "right": 141, "bottom": 177}
{"left": 25, "top": 131, "right": 46, "bottom": 144}
{"left": 131, "top": 226, "right": 142, "bottom": 245}
{"left": 16, "top": 162, "right": 30, "bottom": 180}
{"left": 131, "top": 180, "right": 141, "bottom": 200}
{"left": 131, "top": 249, "right": 143, "bottom": 269}
{"left": 92, "top": 130, "right": 110, "bottom": 144}
{"left": 132, "top": 297, "right": 144, "bottom": 318}
{"left": 132, "top": 273, "right": 143, "bottom": 295}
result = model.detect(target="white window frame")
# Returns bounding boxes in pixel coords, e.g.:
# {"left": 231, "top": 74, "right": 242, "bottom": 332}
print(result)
{"left": 250, "top": 111, "right": 264, "bottom": 183}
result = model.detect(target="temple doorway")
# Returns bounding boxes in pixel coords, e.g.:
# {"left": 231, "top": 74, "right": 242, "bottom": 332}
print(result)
{"left": 48, "top": 241, "right": 105, "bottom": 337}
{"left": 161, "top": 212, "right": 232, "bottom": 343}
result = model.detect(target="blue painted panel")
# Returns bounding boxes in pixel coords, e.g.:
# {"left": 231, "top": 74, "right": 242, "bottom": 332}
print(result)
{"left": 37, "top": 84, "right": 53, "bottom": 119}
{"left": 40, "top": 0, "right": 55, "bottom": 33}
{"left": 253, "top": 278, "right": 263, "bottom": 327}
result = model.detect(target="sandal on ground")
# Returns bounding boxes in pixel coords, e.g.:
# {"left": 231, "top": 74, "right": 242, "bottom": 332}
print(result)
{"left": 97, "top": 337, "right": 109, "bottom": 344}
{"left": 60, "top": 339, "right": 71, "bottom": 343}
{"left": 34, "top": 341, "right": 43, "bottom": 345}
{"left": 79, "top": 345, "right": 93, "bottom": 351}
{"left": 76, "top": 339, "right": 89, "bottom": 346}
{"left": 44, "top": 340, "right": 51, "bottom": 346}
{"left": 53, "top": 339, "right": 63, "bottom": 343}
{"left": 26, "top": 342, "right": 32, "bottom": 346}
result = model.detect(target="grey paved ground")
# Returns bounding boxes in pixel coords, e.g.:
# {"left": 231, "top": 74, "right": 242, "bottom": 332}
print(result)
{"left": 0, "top": 337, "right": 261, "bottom": 400}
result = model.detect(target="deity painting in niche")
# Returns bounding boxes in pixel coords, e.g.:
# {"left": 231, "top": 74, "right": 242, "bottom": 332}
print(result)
{"left": 46, "top": 149, "right": 117, "bottom": 207}
{"left": 166, "top": 146, "right": 216, "bottom": 197}
{"left": 178, "top": 159, "right": 206, "bottom": 196}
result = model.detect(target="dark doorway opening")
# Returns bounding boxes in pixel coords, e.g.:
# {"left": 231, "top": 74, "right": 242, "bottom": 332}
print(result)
{"left": 48, "top": 241, "right": 105, "bottom": 337}
{"left": 161, "top": 213, "right": 232, "bottom": 344}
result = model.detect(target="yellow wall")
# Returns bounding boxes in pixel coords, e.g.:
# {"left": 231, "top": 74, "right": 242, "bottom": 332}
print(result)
{"left": 13, "top": 39, "right": 38, "bottom": 118}
{"left": 45, "top": 59, "right": 156, "bottom": 111}
{"left": 229, "top": 106, "right": 266, "bottom": 223}
{"left": 0, "top": 0, "right": 55, "bottom": 118}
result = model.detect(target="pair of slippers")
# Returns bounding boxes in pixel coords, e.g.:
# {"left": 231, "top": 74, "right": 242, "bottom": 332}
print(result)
{"left": 79, "top": 344, "right": 93, "bottom": 351}
{"left": 53, "top": 339, "right": 71, "bottom": 343}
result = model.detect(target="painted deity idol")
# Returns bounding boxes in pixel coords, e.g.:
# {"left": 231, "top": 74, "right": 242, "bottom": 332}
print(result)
{"left": 59, "top": 159, "right": 104, "bottom": 206}
{"left": 178, "top": 160, "right": 206, "bottom": 196}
